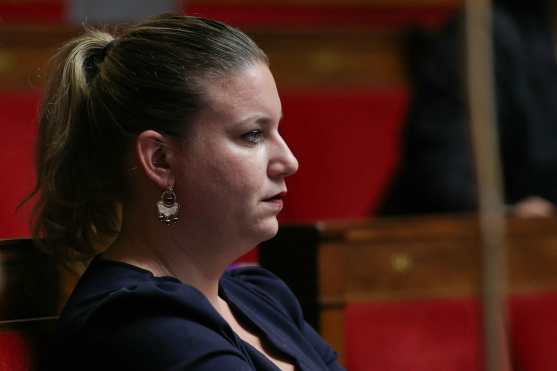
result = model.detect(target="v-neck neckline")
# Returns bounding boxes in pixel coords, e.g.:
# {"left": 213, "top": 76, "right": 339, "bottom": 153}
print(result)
{"left": 94, "top": 258, "right": 301, "bottom": 370}
{"left": 219, "top": 277, "right": 300, "bottom": 371}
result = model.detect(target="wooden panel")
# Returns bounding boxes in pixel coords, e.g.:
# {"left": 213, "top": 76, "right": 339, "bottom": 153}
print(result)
{"left": 319, "top": 308, "right": 345, "bottom": 366}
{"left": 319, "top": 216, "right": 557, "bottom": 303}
{"left": 344, "top": 237, "right": 480, "bottom": 300}
{"left": 0, "top": 25, "right": 77, "bottom": 90}
{"left": 254, "top": 29, "right": 406, "bottom": 89}
{"left": 319, "top": 243, "right": 348, "bottom": 305}
{"left": 0, "top": 25, "right": 407, "bottom": 89}
{"left": 509, "top": 229, "right": 557, "bottom": 293}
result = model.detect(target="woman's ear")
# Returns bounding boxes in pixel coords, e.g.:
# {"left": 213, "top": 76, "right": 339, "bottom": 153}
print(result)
{"left": 135, "top": 130, "right": 176, "bottom": 189}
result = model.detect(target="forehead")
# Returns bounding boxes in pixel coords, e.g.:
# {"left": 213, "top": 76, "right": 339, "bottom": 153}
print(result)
{"left": 200, "top": 63, "right": 282, "bottom": 122}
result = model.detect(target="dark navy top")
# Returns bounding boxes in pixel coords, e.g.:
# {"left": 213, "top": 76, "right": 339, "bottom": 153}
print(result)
{"left": 45, "top": 258, "right": 344, "bottom": 370}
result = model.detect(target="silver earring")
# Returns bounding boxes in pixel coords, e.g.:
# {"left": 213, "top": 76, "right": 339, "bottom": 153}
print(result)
{"left": 157, "top": 186, "right": 180, "bottom": 225}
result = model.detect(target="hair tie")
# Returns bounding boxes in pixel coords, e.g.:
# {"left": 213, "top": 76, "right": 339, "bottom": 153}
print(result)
{"left": 102, "top": 40, "right": 115, "bottom": 57}
{"left": 85, "top": 40, "right": 116, "bottom": 83}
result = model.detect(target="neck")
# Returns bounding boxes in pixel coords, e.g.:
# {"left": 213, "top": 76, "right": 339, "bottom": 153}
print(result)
{"left": 103, "top": 203, "right": 242, "bottom": 308}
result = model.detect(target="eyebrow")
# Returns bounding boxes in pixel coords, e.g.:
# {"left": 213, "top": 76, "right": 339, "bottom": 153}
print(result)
{"left": 237, "top": 112, "right": 283, "bottom": 126}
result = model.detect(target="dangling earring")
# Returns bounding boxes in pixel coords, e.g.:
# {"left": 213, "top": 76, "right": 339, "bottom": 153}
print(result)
{"left": 157, "top": 186, "right": 180, "bottom": 225}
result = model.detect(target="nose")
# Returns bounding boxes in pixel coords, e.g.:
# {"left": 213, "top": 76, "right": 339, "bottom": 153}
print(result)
{"left": 268, "top": 134, "right": 299, "bottom": 179}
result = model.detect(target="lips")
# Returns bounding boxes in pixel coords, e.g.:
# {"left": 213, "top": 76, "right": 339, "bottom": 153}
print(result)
{"left": 263, "top": 192, "right": 287, "bottom": 202}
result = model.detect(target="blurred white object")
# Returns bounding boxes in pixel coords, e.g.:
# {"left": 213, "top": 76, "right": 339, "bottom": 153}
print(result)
{"left": 513, "top": 196, "right": 555, "bottom": 218}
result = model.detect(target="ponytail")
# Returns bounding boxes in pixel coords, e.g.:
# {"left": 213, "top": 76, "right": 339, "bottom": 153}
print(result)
{"left": 29, "top": 29, "right": 121, "bottom": 261}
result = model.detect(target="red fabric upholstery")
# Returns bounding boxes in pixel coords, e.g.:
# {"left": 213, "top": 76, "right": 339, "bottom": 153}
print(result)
{"left": 510, "top": 293, "right": 557, "bottom": 371}
{"left": 0, "top": 91, "right": 41, "bottom": 238}
{"left": 344, "top": 293, "right": 557, "bottom": 371}
{"left": 0, "top": 1, "right": 65, "bottom": 24}
{"left": 278, "top": 88, "right": 407, "bottom": 222}
{"left": 345, "top": 299, "right": 482, "bottom": 371}
{"left": 186, "top": 3, "right": 455, "bottom": 29}
{"left": 0, "top": 331, "right": 35, "bottom": 371}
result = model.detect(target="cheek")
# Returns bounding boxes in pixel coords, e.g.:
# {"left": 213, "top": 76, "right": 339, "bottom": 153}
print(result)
{"left": 216, "top": 157, "right": 262, "bottom": 197}
{"left": 180, "top": 141, "right": 267, "bottom": 205}
{"left": 190, "top": 156, "right": 257, "bottom": 204}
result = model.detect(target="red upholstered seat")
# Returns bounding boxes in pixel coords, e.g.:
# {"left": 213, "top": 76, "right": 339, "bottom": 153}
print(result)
{"left": 345, "top": 299, "right": 481, "bottom": 371}
{"left": 0, "top": 1, "right": 65, "bottom": 24}
{"left": 344, "top": 293, "right": 557, "bottom": 371}
{"left": 278, "top": 88, "right": 408, "bottom": 222}
{"left": 0, "top": 318, "right": 59, "bottom": 371}
{"left": 0, "top": 330, "right": 36, "bottom": 371}
{"left": 510, "top": 293, "right": 557, "bottom": 371}
{"left": 0, "top": 91, "right": 41, "bottom": 238}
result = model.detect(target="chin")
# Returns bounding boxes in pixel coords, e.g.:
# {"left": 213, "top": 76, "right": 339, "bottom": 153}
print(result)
{"left": 253, "top": 218, "right": 280, "bottom": 244}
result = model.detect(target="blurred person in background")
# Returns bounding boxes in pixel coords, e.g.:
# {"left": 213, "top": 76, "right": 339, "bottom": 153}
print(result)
{"left": 379, "top": 0, "right": 557, "bottom": 218}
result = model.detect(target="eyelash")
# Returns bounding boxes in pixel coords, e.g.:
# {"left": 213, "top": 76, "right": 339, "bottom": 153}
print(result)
{"left": 242, "top": 130, "right": 264, "bottom": 144}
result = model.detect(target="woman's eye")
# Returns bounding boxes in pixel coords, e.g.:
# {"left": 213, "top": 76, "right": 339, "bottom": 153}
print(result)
{"left": 242, "top": 130, "right": 263, "bottom": 144}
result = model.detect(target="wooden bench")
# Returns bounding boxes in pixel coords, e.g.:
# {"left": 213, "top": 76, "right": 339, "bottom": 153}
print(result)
{"left": 261, "top": 215, "right": 557, "bottom": 370}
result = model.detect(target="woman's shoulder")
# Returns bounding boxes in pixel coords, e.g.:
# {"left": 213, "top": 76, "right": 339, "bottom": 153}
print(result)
{"left": 58, "top": 257, "right": 223, "bottom": 335}
{"left": 49, "top": 258, "right": 250, "bottom": 370}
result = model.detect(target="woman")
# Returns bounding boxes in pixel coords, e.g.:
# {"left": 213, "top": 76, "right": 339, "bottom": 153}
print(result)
{"left": 34, "top": 14, "right": 343, "bottom": 370}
